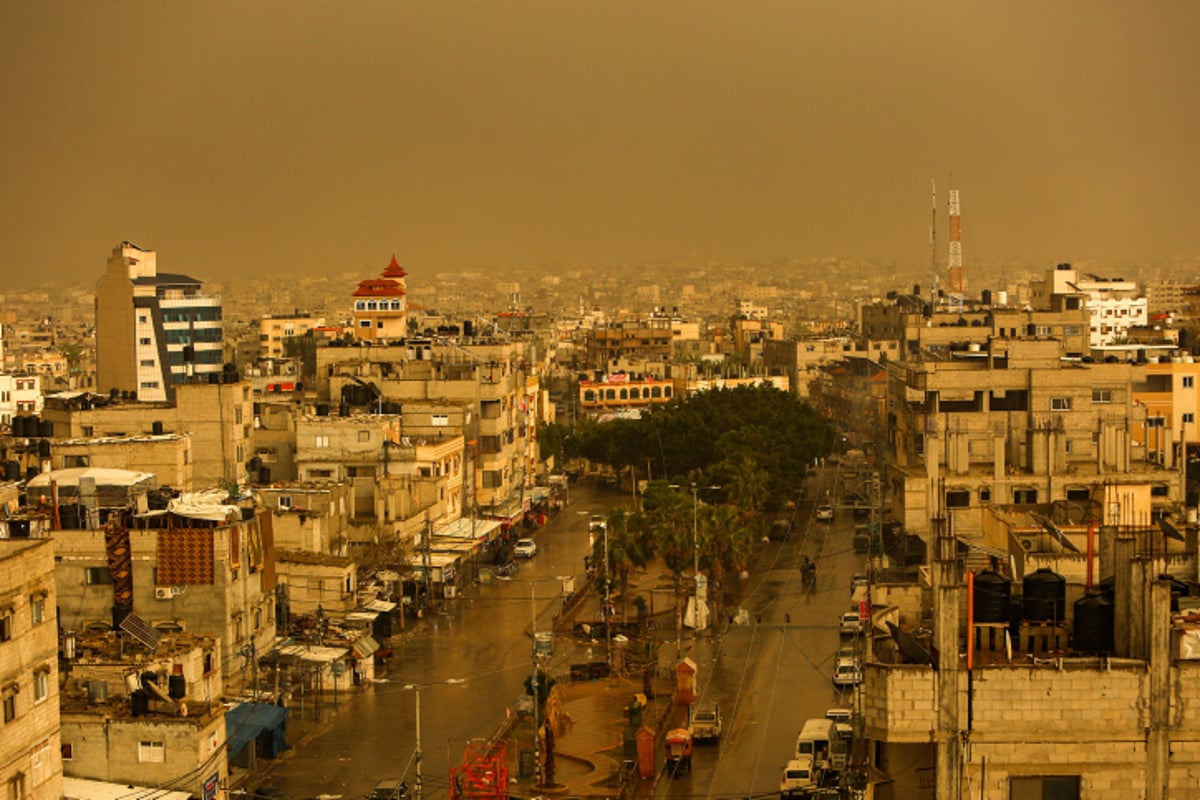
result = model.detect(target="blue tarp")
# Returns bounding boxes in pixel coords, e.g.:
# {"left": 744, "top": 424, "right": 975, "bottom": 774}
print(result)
{"left": 226, "top": 702, "right": 289, "bottom": 760}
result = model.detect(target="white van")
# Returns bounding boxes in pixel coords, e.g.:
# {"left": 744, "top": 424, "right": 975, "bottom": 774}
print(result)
{"left": 795, "top": 717, "right": 837, "bottom": 771}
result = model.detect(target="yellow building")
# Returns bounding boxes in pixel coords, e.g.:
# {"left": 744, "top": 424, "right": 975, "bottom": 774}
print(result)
{"left": 352, "top": 256, "right": 408, "bottom": 343}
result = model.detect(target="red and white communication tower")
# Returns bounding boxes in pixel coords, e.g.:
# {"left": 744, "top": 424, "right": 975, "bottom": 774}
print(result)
{"left": 947, "top": 186, "right": 964, "bottom": 311}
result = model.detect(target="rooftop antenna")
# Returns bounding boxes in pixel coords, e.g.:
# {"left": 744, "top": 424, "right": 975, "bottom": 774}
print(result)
{"left": 948, "top": 178, "right": 964, "bottom": 313}
{"left": 929, "top": 179, "right": 939, "bottom": 308}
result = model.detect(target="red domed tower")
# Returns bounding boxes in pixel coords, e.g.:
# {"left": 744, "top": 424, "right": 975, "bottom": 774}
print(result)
{"left": 352, "top": 255, "right": 408, "bottom": 343}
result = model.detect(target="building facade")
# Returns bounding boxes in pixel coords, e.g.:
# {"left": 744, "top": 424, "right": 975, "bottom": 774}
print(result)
{"left": 0, "top": 539, "right": 63, "bottom": 800}
{"left": 95, "top": 241, "right": 224, "bottom": 403}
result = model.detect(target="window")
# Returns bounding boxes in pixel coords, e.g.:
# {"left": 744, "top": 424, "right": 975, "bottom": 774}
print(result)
{"left": 314, "top": 435, "right": 330, "bottom": 448}
{"left": 29, "top": 594, "right": 45, "bottom": 626}
{"left": 138, "top": 741, "right": 165, "bottom": 763}
{"left": 139, "top": 359, "right": 155, "bottom": 367}
{"left": 1186, "top": 413, "right": 1195, "bottom": 424}
{"left": 6, "top": 773, "right": 24, "bottom": 800}
{"left": 33, "top": 669, "right": 49, "bottom": 703}
{"left": 1185, "top": 376, "right": 1195, "bottom": 389}
{"left": 358, "top": 430, "right": 370, "bottom": 442}
{"left": 1064, "top": 440, "right": 1073, "bottom": 454}
{"left": 278, "top": 496, "right": 292, "bottom": 509}
{"left": 1091, "top": 389, "right": 1112, "bottom": 403}
{"left": 140, "top": 381, "right": 159, "bottom": 389}
{"left": 979, "top": 487, "right": 991, "bottom": 502}
{"left": 61, "top": 743, "right": 73, "bottom": 761}
{"left": 359, "top": 320, "right": 371, "bottom": 328}
{"left": 1013, "top": 488, "right": 1039, "bottom": 504}
{"left": 431, "top": 414, "right": 449, "bottom": 427}
{"left": 85, "top": 567, "right": 114, "bottom": 585}
{"left": 2, "top": 687, "right": 16, "bottom": 723}
{"left": 0, "top": 611, "right": 11, "bottom": 642}
{"left": 1009, "top": 775, "right": 1079, "bottom": 800}
{"left": 1050, "top": 397, "right": 1072, "bottom": 411}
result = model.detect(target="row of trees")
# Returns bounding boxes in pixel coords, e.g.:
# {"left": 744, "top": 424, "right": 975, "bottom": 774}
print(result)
{"left": 546, "top": 385, "right": 837, "bottom": 618}
{"left": 543, "top": 385, "right": 836, "bottom": 507}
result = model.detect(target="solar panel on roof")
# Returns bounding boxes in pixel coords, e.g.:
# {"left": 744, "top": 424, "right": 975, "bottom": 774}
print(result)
{"left": 119, "top": 613, "right": 163, "bottom": 652}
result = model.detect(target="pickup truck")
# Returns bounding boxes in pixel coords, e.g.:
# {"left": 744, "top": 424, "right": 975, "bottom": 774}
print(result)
{"left": 690, "top": 702, "right": 722, "bottom": 742}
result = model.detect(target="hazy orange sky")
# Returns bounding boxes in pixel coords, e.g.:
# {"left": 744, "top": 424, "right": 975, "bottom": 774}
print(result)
{"left": 2, "top": 1, "right": 1197, "bottom": 285}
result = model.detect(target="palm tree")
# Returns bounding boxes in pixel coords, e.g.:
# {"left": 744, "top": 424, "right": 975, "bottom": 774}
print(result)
{"left": 699, "top": 503, "right": 753, "bottom": 622}
{"left": 597, "top": 508, "right": 652, "bottom": 619}
{"left": 721, "top": 454, "right": 771, "bottom": 540}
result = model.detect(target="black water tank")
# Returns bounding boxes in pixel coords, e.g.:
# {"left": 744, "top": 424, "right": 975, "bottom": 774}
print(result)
{"left": 981, "top": 289, "right": 993, "bottom": 306}
{"left": 258, "top": 466, "right": 271, "bottom": 484}
{"left": 38, "top": 420, "right": 53, "bottom": 438}
{"left": 248, "top": 457, "right": 262, "bottom": 474}
{"left": 339, "top": 402, "right": 350, "bottom": 417}
{"left": 37, "top": 439, "right": 50, "bottom": 458}
{"left": 130, "top": 689, "right": 149, "bottom": 717}
{"left": 25, "top": 466, "right": 39, "bottom": 481}
{"left": 1073, "top": 593, "right": 1114, "bottom": 654}
{"left": 3, "top": 461, "right": 19, "bottom": 481}
{"left": 11, "top": 416, "right": 24, "bottom": 437}
{"left": 341, "top": 385, "right": 355, "bottom": 405}
{"left": 168, "top": 673, "right": 187, "bottom": 700}
{"left": 1023, "top": 568, "right": 1066, "bottom": 622}
{"left": 152, "top": 420, "right": 164, "bottom": 435}
{"left": 316, "top": 403, "right": 330, "bottom": 417}
{"left": 973, "top": 570, "right": 1011, "bottom": 623}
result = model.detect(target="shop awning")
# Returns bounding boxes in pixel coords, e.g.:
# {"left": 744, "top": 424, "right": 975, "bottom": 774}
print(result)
{"left": 353, "top": 635, "right": 381, "bottom": 660}
{"left": 225, "top": 701, "right": 289, "bottom": 760}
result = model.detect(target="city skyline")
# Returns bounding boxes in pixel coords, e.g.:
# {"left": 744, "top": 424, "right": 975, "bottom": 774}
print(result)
{"left": 2, "top": 1, "right": 1198, "bottom": 286}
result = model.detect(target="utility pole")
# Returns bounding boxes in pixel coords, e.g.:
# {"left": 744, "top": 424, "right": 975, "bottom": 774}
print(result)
{"left": 602, "top": 518, "right": 612, "bottom": 669}
{"left": 530, "top": 581, "right": 542, "bottom": 789}
{"left": 414, "top": 688, "right": 423, "bottom": 800}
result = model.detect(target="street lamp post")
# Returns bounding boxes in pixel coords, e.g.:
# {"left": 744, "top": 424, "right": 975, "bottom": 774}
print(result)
{"left": 403, "top": 679, "right": 464, "bottom": 800}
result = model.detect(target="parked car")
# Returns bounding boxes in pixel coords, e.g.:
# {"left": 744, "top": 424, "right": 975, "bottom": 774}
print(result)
{"left": 839, "top": 611, "right": 863, "bottom": 636}
{"left": 850, "top": 572, "right": 869, "bottom": 592}
{"left": 833, "top": 657, "right": 862, "bottom": 687}
{"left": 368, "top": 780, "right": 409, "bottom": 800}
{"left": 779, "top": 756, "right": 820, "bottom": 797}
{"left": 816, "top": 504, "right": 835, "bottom": 521}
{"left": 513, "top": 538, "right": 538, "bottom": 558}
{"left": 690, "top": 702, "right": 722, "bottom": 742}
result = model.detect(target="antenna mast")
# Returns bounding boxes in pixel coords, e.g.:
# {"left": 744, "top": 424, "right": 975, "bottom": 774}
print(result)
{"left": 929, "top": 179, "right": 938, "bottom": 308}
{"left": 948, "top": 181, "right": 963, "bottom": 312}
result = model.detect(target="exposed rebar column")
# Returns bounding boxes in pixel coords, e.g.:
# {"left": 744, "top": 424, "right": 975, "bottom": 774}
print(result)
{"left": 932, "top": 490, "right": 962, "bottom": 800}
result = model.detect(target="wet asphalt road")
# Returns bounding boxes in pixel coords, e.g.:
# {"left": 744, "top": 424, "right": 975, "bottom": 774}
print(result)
{"left": 257, "top": 484, "right": 617, "bottom": 800}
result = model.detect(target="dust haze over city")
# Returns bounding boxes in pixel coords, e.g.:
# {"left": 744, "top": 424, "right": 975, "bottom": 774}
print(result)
{"left": 2, "top": 1, "right": 1199, "bottom": 299}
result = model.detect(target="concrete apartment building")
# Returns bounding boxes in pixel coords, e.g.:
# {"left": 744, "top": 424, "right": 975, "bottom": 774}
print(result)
{"left": 315, "top": 337, "right": 543, "bottom": 523}
{"left": 58, "top": 632, "right": 227, "bottom": 798}
{"left": 95, "top": 242, "right": 224, "bottom": 402}
{"left": 1031, "top": 263, "right": 1148, "bottom": 348}
{"left": 584, "top": 317, "right": 674, "bottom": 368}
{"left": 861, "top": 511, "right": 1200, "bottom": 799}
{"left": 258, "top": 314, "right": 325, "bottom": 360}
{"left": 885, "top": 337, "right": 1181, "bottom": 540}
{"left": 292, "top": 411, "right": 467, "bottom": 548}
{"left": 38, "top": 380, "right": 254, "bottom": 490}
{"left": 52, "top": 494, "right": 277, "bottom": 691}
{"left": 0, "top": 538, "right": 63, "bottom": 800}
{"left": 1132, "top": 355, "right": 1200, "bottom": 454}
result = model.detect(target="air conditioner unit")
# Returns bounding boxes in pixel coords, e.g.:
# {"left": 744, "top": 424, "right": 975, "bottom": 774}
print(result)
{"left": 154, "top": 587, "right": 173, "bottom": 600}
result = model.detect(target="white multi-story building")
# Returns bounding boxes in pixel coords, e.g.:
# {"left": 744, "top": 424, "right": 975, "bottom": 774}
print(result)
{"left": 1032, "top": 263, "right": 1147, "bottom": 348}
{"left": 95, "top": 241, "right": 224, "bottom": 402}
{"left": 0, "top": 373, "right": 43, "bottom": 426}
